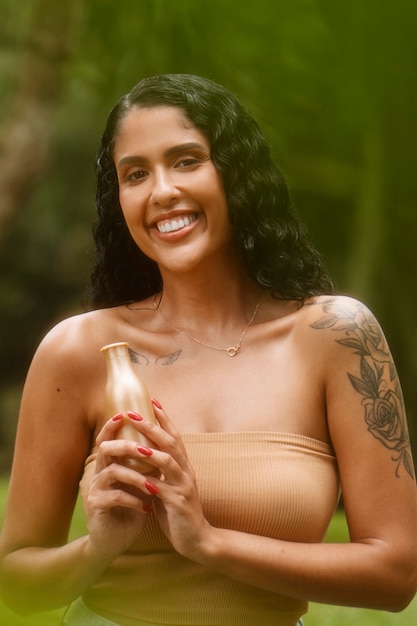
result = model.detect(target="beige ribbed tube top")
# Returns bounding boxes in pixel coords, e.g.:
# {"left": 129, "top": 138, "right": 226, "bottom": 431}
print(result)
{"left": 83, "top": 431, "right": 340, "bottom": 626}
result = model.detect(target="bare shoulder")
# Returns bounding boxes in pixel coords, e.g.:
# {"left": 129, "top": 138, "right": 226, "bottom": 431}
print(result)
{"left": 296, "top": 294, "right": 387, "bottom": 351}
{"left": 303, "top": 294, "right": 393, "bottom": 368}
{"left": 303, "top": 295, "right": 415, "bottom": 480}
{"left": 24, "top": 307, "right": 125, "bottom": 403}
{"left": 300, "top": 294, "right": 375, "bottom": 326}
{"left": 34, "top": 307, "right": 120, "bottom": 361}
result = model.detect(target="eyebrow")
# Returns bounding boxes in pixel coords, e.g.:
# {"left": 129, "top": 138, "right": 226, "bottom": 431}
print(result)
{"left": 117, "top": 142, "right": 209, "bottom": 168}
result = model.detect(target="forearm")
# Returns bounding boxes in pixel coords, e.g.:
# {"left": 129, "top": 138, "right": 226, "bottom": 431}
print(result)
{"left": 0, "top": 535, "right": 113, "bottom": 615}
{"left": 198, "top": 528, "right": 417, "bottom": 612}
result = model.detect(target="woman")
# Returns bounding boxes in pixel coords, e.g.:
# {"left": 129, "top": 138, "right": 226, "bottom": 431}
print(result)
{"left": 1, "top": 74, "right": 416, "bottom": 626}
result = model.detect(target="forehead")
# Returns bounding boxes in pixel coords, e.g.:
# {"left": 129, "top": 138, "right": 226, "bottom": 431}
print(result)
{"left": 114, "top": 105, "right": 209, "bottom": 155}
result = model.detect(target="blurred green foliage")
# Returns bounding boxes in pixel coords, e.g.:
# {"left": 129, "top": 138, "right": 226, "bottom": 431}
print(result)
{"left": 1, "top": 0, "right": 417, "bottom": 464}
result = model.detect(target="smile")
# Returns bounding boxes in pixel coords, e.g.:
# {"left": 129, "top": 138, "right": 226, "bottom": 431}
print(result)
{"left": 156, "top": 214, "right": 197, "bottom": 233}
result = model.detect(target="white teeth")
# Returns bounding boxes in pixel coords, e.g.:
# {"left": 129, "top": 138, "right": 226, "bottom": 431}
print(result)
{"left": 157, "top": 215, "right": 196, "bottom": 233}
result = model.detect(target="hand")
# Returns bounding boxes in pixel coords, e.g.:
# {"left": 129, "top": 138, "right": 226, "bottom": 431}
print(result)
{"left": 128, "top": 400, "right": 214, "bottom": 563}
{"left": 81, "top": 415, "right": 156, "bottom": 562}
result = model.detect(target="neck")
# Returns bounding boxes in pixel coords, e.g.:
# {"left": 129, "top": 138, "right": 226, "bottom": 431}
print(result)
{"left": 152, "top": 273, "right": 261, "bottom": 357}
{"left": 154, "top": 283, "right": 262, "bottom": 357}
{"left": 158, "top": 276, "right": 260, "bottom": 330}
{"left": 157, "top": 246, "right": 249, "bottom": 304}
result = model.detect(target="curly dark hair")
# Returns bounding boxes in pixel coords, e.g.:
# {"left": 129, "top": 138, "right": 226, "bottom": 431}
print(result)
{"left": 89, "top": 73, "right": 334, "bottom": 308}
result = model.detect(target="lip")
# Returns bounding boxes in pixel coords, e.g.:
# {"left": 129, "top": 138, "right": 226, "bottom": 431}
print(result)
{"left": 150, "top": 211, "right": 201, "bottom": 238}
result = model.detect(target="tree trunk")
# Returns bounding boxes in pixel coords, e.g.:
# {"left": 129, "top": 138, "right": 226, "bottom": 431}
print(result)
{"left": 0, "top": 0, "right": 79, "bottom": 238}
{"left": 346, "top": 124, "right": 385, "bottom": 300}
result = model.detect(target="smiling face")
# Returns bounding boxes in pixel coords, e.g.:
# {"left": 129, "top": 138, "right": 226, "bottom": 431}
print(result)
{"left": 113, "top": 105, "right": 234, "bottom": 277}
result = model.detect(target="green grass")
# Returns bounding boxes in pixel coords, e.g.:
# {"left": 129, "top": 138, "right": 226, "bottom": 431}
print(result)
{"left": 0, "top": 477, "right": 416, "bottom": 625}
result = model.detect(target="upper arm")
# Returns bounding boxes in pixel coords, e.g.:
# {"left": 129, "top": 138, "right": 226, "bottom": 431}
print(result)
{"left": 1, "top": 317, "right": 97, "bottom": 552}
{"left": 311, "top": 297, "right": 417, "bottom": 548}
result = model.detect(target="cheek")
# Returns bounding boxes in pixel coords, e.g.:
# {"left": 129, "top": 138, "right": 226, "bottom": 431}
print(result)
{"left": 122, "top": 222, "right": 156, "bottom": 261}
{"left": 119, "top": 186, "right": 136, "bottom": 209}
{"left": 118, "top": 189, "right": 146, "bottom": 225}
{"left": 211, "top": 175, "right": 229, "bottom": 218}
{"left": 118, "top": 204, "right": 148, "bottom": 250}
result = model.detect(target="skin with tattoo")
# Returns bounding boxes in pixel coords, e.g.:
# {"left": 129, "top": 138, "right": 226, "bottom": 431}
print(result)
{"left": 0, "top": 76, "right": 416, "bottom": 625}
{"left": 310, "top": 299, "right": 414, "bottom": 479}
{"left": 130, "top": 298, "right": 414, "bottom": 478}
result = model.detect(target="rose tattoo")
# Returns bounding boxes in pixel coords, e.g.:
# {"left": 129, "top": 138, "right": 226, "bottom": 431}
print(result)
{"left": 311, "top": 301, "right": 414, "bottom": 479}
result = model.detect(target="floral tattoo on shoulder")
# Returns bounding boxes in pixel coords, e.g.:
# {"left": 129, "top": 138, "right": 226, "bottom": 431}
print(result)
{"left": 311, "top": 300, "right": 415, "bottom": 479}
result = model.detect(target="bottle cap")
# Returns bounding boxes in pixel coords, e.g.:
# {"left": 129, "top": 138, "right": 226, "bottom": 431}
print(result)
{"left": 101, "top": 342, "right": 129, "bottom": 358}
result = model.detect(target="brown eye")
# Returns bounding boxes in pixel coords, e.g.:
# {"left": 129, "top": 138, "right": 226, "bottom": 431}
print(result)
{"left": 176, "top": 157, "right": 199, "bottom": 168}
{"left": 128, "top": 169, "right": 148, "bottom": 181}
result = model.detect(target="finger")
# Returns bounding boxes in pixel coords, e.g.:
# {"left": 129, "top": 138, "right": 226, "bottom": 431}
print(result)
{"left": 151, "top": 398, "right": 180, "bottom": 437}
{"left": 90, "top": 461, "right": 155, "bottom": 511}
{"left": 95, "top": 437, "right": 157, "bottom": 474}
{"left": 127, "top": 415, "right": 189, "bottom": 474}
{"left": 126, "top": 406, "right": 181, "bottom": 451}
{"left": 88, "top": 484, "right": 150, "bottom": 515}
{"left": 95, "top": 413, "right": 126, "bottom": 446}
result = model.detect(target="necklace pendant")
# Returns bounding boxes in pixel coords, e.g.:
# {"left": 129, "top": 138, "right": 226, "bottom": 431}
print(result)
{"left": 227, "top": 346, "right": 239, "bottom": 357}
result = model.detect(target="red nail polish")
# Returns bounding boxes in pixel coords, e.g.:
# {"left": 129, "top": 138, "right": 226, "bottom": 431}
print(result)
{"left": 151, "top": 398, "right": 163, "bottom": 409}
{"left": 145, "top": 480, "right": 159, "bottom": 495}
{"left": 143, "top": 503, "right": 152, "bottom": 513}
{"left": 127, "top": 411, "right": 144, "bottom": 421}
{"left": 137, "top": 446, "right": 153, "bottom": 456}
{"left": 112, "top": 413, "right": 124, "bottom": 421}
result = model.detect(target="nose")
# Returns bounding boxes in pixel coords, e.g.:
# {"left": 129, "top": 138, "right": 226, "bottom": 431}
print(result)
{"left": 150, "top": 167, "right": 181, "bottom": 206}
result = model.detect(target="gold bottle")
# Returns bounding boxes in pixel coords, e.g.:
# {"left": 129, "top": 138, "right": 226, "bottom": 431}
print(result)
{"left": 101, "top": 341, "right": 157, "bottom": 473}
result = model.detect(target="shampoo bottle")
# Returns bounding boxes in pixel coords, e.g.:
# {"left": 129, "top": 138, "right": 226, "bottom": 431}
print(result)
{"left": 101, "top": 341, "right": 157, "bottom": 473}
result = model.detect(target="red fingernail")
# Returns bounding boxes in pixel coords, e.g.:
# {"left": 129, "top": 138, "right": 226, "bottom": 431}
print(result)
{"left": 137, "top": 446, "right": 153, "bottom": 456}
{"left": 143, "top": 503, "right": 152, "bottom": 513}
{"left": 145, "top": 480, "right": 159, "bottom": 495}
{"left": 151, "top": 398, "right": 163, "bottom": 409}
{"left": 112, "top": 413, "right": 124, "bottom": 421}
{"left": 127, "top": 411, "right": 144, "bottom": 421}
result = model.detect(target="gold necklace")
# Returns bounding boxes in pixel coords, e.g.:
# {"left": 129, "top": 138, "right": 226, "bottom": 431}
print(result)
{"left": 153, "top": 293, "right": 260, "bottom": 357}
